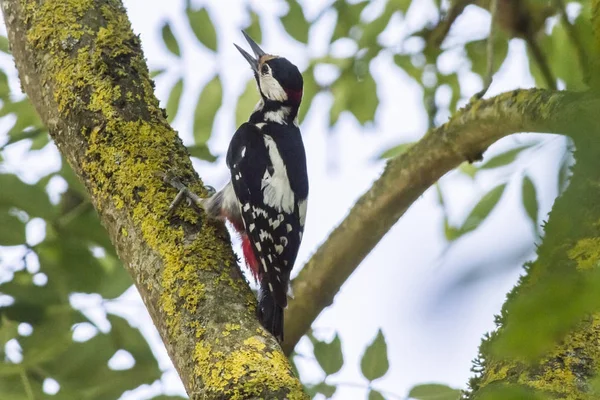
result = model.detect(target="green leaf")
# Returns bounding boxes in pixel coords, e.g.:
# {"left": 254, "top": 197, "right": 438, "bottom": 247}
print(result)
{"left": 394, "top": 54, "right": 422, "bottom": 82}
{"left": 0, "top": 212, "right": 25, "bottom": 245}
{"left": 458, "top": 184, "right": 506, "bottom": 235}
{"left": 193, "top": 75, "right": 222, "bottom": 145}
{"left": 298, "top": 66, "right": 318, "bottom": 123}
{"left": 166, "top": 77, "right": 184, "bottom": 123}
{"left": 150, "top": 69, "right": 166, "bottom": 79}
{"left": 330, "top": 67, "right": 378, "bottom": 126}
{"left": 360, "top": 329, "right": 389, "bottom": 381}
{"left": 443, "top": 218, "right": 460, "bottom": 242}
{"left": 438, "top": 72, "right": 460, "bottom": 111}
{"left": 37, "top": 238, "right": 105, "bottom": 294}
{"left": 0, "top": 36, "right": 10, "bottom": 53}
{"left": 29, "top": 130, "right": 49, "bottom": 150}
{"left": 465, "top": 34, "right": 509, "bottom": 79}
{"left": 1, "top": 99, "right": 45, "bottom": 139}
{"left": 236, "top": 78, "right": 258, "bottom": 127}
{"left": 0, "top": 270, "right": 62, "bottom": 307}
{"left": 161, "top": 22, "right": 181, "bottom": 57}
{"left": 186, "top": 7, "right": 218, "bottom": 51}
{"left": 187, "top": 144, "right": 218, "bottom": 162}
{"left": 312, "top": 334, "right": 344, "bottom": 376}
{"left": 476, "top": 383, "right": 546, "bottom": 400}
{"left": 0, "top": 316, "right": 18, "bottom": 356}
{"left": 332, "top": 1, "right": 369, "bottom": 42}
{"left": 408, "top": 383, "right": 461, "bottom": 400}
{"left": 306, "top": 382, "right": 337, "bottom": 398}
{"left": 491, "top": 269, "right": 600, "bottom": 360}
{"left": 378, "top": 142, "right": 415, "bottom": 159}
{"left": 458, "top": 162, "right": 477, "bottom": 179}
{"left": 95, "top": 253, "right": 132, "bottom": 299}
{"left": 0, "top": 69, "right": 10, "bottom": 100}
{"left": 479, "top": 145, "right": 532, "bottom": 170}
{"left": 522, "top": 176, "right": 539, "bottom": 231}
{"left": 369, "top": 389, "right": 386, "bottom": 400}
{"left": 243, "top": 9, "right": 262, "bottom": 44}
{"left": 281, "top": 0, "right": 310, "bottom": 43}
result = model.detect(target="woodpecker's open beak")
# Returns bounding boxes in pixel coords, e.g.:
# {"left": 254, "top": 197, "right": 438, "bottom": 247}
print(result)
{"left": 234, "top": 31, "right": 266, "bottom": 73}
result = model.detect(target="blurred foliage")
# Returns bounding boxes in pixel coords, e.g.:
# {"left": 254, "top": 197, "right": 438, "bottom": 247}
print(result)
{"left": 0, "top": 0, "right": 596, "bottom": 398}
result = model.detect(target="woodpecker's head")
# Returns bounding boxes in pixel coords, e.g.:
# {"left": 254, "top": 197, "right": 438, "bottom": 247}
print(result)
{"left": 235, "top": 31, "right": 303, "bottom": 106}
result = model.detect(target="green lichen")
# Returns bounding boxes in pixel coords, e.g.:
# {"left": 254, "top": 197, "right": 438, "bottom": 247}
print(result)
{"left": 18, "top": 0, "right": 304, "bottom": 397}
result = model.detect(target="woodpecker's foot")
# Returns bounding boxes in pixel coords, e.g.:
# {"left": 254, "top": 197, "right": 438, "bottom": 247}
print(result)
{"left": 157, "top": 172, "right": 213, "bottom": 215}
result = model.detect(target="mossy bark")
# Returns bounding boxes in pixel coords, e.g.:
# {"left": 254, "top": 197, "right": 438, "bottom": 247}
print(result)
{"left": 466, "top": 137, "right": 600, "bottom": 399}
{"left": 464, "top": 3, "right": 600, "bottom": 398}
{"left": 1, "top": 0, "right": 306, "bottom": 399}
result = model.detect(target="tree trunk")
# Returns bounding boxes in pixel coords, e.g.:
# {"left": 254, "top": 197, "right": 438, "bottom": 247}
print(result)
{"left": 1, "top": 0, "right": 307, "bottom": 398}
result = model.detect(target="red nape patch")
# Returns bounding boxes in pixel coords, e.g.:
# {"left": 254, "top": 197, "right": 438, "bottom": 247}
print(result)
{"left": 286, "top": 89, "right": 303, "bottom": 104}
{"left": 241, "top": 235, "right": 260, "bottom": 282}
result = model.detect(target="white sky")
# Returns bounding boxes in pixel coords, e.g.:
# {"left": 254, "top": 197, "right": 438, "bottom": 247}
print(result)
{"left": 0, "top": 0, "right": 568, "bottom": 399}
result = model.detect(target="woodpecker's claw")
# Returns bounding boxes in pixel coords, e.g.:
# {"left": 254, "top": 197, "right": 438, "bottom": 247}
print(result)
{"left": 204, "top": 185, "right": 216, "bottom": 197}
{"left": 158, "top": 172, "right": 212, "bottom": 215}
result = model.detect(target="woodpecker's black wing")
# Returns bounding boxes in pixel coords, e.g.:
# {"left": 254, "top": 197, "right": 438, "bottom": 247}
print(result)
{"left": 226, "top": 122, "right": 308, "bottom": 309}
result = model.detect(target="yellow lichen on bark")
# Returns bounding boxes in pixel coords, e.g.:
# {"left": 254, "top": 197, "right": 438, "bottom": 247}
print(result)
{"left": 194, "top": 336, "right": 306, "bottom": 400}
{"left": 477, "top": 316, "right": 600, "bottom": 398}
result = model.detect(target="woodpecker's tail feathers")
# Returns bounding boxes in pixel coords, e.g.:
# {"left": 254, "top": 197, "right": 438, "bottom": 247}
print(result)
{"left": 257, "top": 282, "right": 284, "bottom": 342}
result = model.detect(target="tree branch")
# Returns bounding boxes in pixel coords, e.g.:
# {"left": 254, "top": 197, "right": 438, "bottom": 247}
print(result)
{"left": 1, "top": 0, "right": 306, "bottom": 398}
{"left": 283, "top": 88, "right": 598, "bottom": 354}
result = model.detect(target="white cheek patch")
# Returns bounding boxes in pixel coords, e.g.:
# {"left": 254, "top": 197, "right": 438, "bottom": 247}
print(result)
{"left": 259, "top": 74, "right": 288, "bottom": 102}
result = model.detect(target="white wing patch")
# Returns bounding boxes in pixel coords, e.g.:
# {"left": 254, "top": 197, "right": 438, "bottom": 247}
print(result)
{"left": 298, "top": 199, "right": 307, "bottom": 226}
{"left": 261, "top": 136, "right": 295, "bottom": 214}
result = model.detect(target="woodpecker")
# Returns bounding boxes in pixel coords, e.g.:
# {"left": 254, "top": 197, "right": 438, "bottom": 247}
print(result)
{"left": 172, "top": 32, "right": 308, "bottom": 342}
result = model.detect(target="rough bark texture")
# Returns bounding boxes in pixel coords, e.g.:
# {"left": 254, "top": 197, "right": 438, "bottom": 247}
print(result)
{"left": 1, "top": 0, "right": 306, "bottom": 399}
{"left": 283, "top": 89, "right": 599, "bottom": 354}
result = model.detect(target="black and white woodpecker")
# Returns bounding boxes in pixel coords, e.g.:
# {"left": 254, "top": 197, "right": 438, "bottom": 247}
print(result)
{"left": 168, "top": 32, "right": 308, "bottom": 342}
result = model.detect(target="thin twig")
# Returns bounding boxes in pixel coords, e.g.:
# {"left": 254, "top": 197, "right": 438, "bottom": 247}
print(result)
{"left": 474, "top": 0, "right": 499, "bottom": 99}
{"left": 428, "top": 0, "right": 476, "bottom": 47}
{"left": 527, "top": 37, "right": 556, "bottom": 89}
{"left": 19, "top": 367, "right": 35, "bottom": 400}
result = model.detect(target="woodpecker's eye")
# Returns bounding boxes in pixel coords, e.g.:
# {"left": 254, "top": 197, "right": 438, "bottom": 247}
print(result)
{"left": 261, "top": 64, "right": 270, "bottom": 75}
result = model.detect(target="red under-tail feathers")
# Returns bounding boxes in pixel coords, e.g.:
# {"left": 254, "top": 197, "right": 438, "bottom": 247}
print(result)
{"left": 241, "top": 234, "right": 260, "bottom": 280}
{"left": 221, "top": 209, "right": 260, "bottom": 281}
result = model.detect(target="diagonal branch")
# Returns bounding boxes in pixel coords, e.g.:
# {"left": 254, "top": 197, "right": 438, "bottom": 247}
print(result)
{"left": 1, "top": 0, "right": 306, "bottom": 398}
{"left": 282, "top": 88, "right": 597, "bottom": 354}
